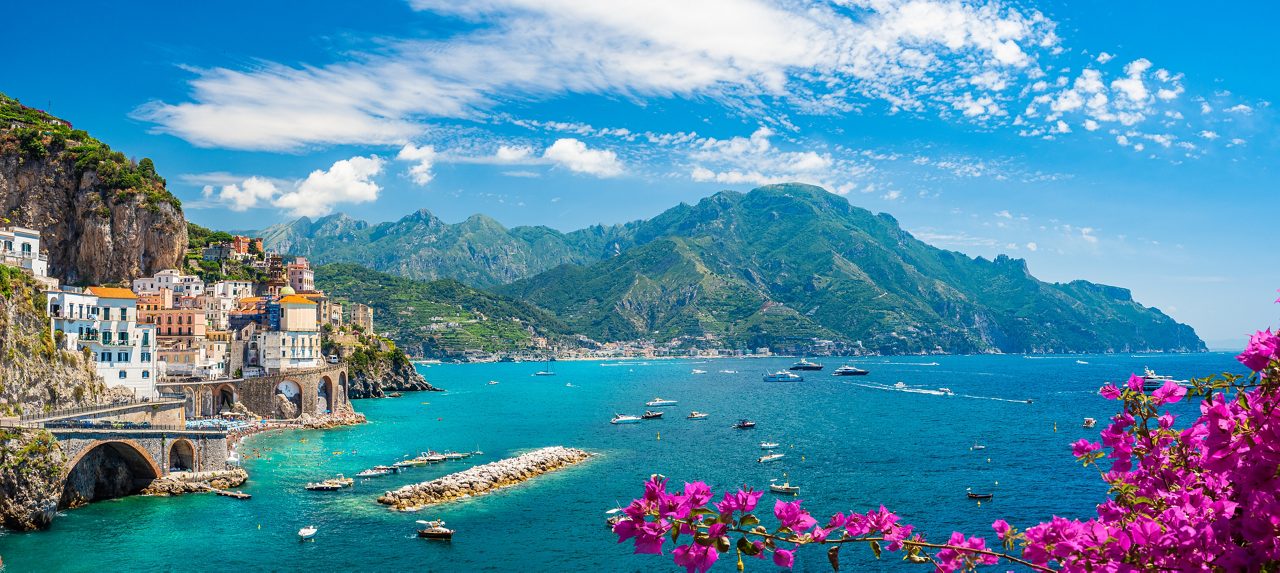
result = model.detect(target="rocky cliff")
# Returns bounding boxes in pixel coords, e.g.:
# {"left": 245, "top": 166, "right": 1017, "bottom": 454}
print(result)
{"left": 0, "top": 429, "right": 65, "bottom": 531}
{"left": 340, "top": 335, "right": 441, "bottom": 398}
{"left": 0, "top": 93, "right": 187, "bottom": 285}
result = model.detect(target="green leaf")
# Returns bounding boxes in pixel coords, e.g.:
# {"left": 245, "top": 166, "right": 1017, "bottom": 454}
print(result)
{"left": 716, "top": 536, "right": 732, "bottom": 553}
{"left": 827, "top": 545, "right": 841, "bottom": 571}
{"left": 695, "top": 533, "right": 712, "bottom": 547}
{"left": 870, "top": 540, "right": 882, "bottom": 560}
{"left": 738, "top": 537, "right": 761, "bottom": 557}
{"left": 739, "top": 514, "right": 760, "bottom": 526}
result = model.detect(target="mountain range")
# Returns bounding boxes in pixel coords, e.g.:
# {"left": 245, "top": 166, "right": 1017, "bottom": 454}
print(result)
{"left": 265, "top": 184, "right": 1205, "bottom": 354}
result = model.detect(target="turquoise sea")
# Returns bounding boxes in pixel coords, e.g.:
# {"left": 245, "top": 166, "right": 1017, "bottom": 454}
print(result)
{"left": 0, "top": 353, "right": 1240, "bottom": 572}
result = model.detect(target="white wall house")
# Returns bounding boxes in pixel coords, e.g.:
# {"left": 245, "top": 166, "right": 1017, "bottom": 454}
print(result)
{"left": 132, "top": 269, "right": 205, "bottom": 297}
{"left": 0, "top": 226, "right": 48, "bottom": 277}
{"left": 46, "top": 286, "right": 159, "bottom": 398}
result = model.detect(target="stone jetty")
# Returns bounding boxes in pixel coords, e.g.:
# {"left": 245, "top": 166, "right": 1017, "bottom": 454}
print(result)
{"left": 377, "top": 446, "right": 591, "bottom": 511}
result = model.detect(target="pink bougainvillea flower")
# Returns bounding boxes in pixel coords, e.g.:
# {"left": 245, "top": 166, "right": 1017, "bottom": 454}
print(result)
{"left": 714, "top": 488, "right": 763, "bottom": 516}
{"left": 772, "top": 549, "right": 795, "bottom": 569}
{"left": 774, "top": 499, "right": 817, "bottom": 532}
{"left": 991, "top": 519, "right": 1011, "bottom": 540}
{"left": 1126, "top": 373, "right": 1145, "bottom": 392}
{"left": 1099, "top": 383, "right": 1122, "bottom": 400}
{"left": 672, "top": 542, "right": 719, "bottom": 573}
{"left": 1151, "top": 380, "right": 1188, "bottom": 405}
{"left": 1072, "top": 439, "right": 1101, "bottom": 457}
{"left": 1237, "top": 328, "right": 1279, "bottom": 372}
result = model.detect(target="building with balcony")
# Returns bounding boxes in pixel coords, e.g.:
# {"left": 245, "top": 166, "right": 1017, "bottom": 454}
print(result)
{"left": 287, "top": 257, "right": 314, "bottom": 292}
{"left": 1, "top": 226, "right": 51, "bottom": 284}
{"left": 45, "top": 286, "right": 158, "bottom": 398}
{"left": 132, "top": 269, "right": 205, "bottom": 297}
{"left": 351, "top": 303, "right": 373, "bottom": 332}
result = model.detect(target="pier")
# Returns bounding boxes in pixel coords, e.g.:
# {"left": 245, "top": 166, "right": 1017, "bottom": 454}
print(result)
{"left": 378, "top": 447, "right": 591, "bottom": 511}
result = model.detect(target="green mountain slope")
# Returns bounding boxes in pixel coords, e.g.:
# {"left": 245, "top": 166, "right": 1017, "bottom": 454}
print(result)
{"left": 499, "top": 184, "right": 1204, "bottom": 354}
{"left": 314, "top": 263, "right": 571, "bottom": 358}
{"left": 262, "top": 211, "right": 634, "bottom": 288}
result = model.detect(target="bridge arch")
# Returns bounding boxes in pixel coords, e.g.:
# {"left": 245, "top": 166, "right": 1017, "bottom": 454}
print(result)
{"left": 60, "top": 440, "right": 162, "bottom": 509}
{"left": 318, "top": 375, "right": 335, "bottom": 414}
{"left": 168, "top": 438, "right": 197, "bottom": 472}
{"left": 275, "top": 380, "right": 303, "bottom": 418}
{"left": 215, "top": 383, "right": 238, "bottom": 414}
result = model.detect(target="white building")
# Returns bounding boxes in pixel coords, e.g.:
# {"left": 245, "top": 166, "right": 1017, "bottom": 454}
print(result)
{"left": 132, "top": 269, "right": 205, "bottom": 297}
{"left": 46, "top": 286, "right": 159, "bottom": 398}
{"left": 0, "top": 226, "right": 49, "bottom": 278}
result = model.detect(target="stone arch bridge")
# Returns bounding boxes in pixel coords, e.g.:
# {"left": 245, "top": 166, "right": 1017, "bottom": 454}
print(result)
{"left": 48, "top": 427, "right": 229, "bottom": 509}
{"left": 160, "top": 364, "right": 349, "bottom": 420}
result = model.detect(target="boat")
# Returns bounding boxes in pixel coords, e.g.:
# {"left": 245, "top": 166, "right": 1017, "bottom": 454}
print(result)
{"left": 1140, "top": 367, "right": 1179, "bottom": 390}
{"left": 719, "top": 370, "right": 738, "bottom": 374}
{"left": 442, "top": 451, "right": 471, "bottom": 460}
{"left": 759, "top": 441, "right": 780, "bottom": 449}
{"left": 692, "top": 369, "right": 707, "bottom": 374}
{"left": 1083, "top": 417, "right": 1097, "bottom": 428}
{"left": 534, "top": 358, "right": 556, "bottom": 376}
{"left": 893, "top": 382, "right": 908, "bottom": 389}
{"left": 417, "top": 524, "right": 455, "bottom": 540}
{"left": 328, "top": 475, "right": 353, "bottom": 487}
{"left": 356, "top": 468, "right": 392, "bottom": 478}
{"left": 565, "top": 383, "right": 575, "bottom": 387}
{"left": 416, "top": 452, "right": 446, "bottom": 464}
{"left": 763, "top": 371, "right": 803, "bottom": 383}
{"left": 304, "top": 481, "right": 342, "bottom": 491}
{"left": 833, "top": 364, "right": 869, "bottom": 376}
{"left": 733, "top": 419, "right": 757, "bottom": 430}
{"left": 641, "top": 410, "right": 664, "bottom": 419}
{"left": 646, "top": 397, "right": 678, "bottom": 407}
{"left": 938, "top": 387, "right": 954, "bottom": 395}
{"left": 789, "top": 358, "right": 824, "bottom": 371}
{"left": 967, "top": 490, "right": 994, "bottom": 500}
{"left": 373, "top": 464, "right": 400, "bottom": 473}
{"left": 769, "top": 480, "right": 800, "bottom": 495}
{"left": 472, "top": 447, "right": 484, "bottom": 456}
{"left": 487, "top": 380, "right": 499, "bottom": 385}
{"left": 416, "top": 519, "right": 446, "bottom": 528}
{"left": 611, "top": 414, "right": 642, "bottom": 425}
{"left": 605, "top": 508, "right": 625, "bottom": 529}
{"left": 757, "top": 453, "right": 785, "bottom": 463}
{"left": 970, "top": 442, "right": 986, "bottom": 451}
{"left": 388, "top": 392, "right": 403, "bottom": 398}
{"left": 298, "top": 526, "right": 318, "bottom": 540}
{"left": 687, "top": 411, "right": 708, "bottom": 420}
{"left": 1076, "top": 360, "right": 1089, "bottom": 365}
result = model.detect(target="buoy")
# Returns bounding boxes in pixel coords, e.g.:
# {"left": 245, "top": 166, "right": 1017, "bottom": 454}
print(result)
{"left": 656, "top": 432, "right": 661, "bottom": 441}
{"left": 1053, "top": 422, "right": 1058, "bottom": 432}
{"left": 987, "top": 458, "right": 991, "bottom": 463}
{"left": 801, "top": 455, "right": 805, "bottom": 461}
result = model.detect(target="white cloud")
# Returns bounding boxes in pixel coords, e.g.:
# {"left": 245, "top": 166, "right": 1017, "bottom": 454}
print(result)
{"left": 995, "top": 209, "right": 1012, "bottom": 219}
{"left": 1082, "top": 119, "right": 1099, "bottom": 131}
{"left": 542, "top": 138, "right": 623, "bottom": 177}
{"left": 1025, "top": 241, "right": 1038, "bottom": 251}
{"left": 274, "top": 156, "right": 385, "bottom": 216}
{"left": 1080, "top": 227, "right": 1098, "bottom": 243}
{"left": 1095, "top": 52, "right": 1114, "bottom": 64}
{"left": 1225, "top": 104, "right": 1253, "bottom": 114}
{"left": 1199, "top": 130, "right": 1219, "bottom": 140}
{"left": 882, "top": 189, "right": 902, "bottom": 201}
{"left": 495, "top": 144, "right": 535, "bottom": 162}
{"left": 396, "top": 143, "right": 437, "bottom": 185}
{"left": 201, "top": 177, "right": 279, "bottom": 212}
{"left": 1110, "top": 58, "right": 1151, "bottom": 103}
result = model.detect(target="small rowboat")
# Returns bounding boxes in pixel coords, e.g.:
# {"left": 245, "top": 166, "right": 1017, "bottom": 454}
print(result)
{"left": 967, "top": 492, "right": 994, "bottom": 500}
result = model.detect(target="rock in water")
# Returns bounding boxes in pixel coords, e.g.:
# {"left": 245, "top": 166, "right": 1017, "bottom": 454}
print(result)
{"left": 0, "top": 429, "right": 65, "bottom": 531}
{"left": 377, "top": 447, "right": 591, "bottom": 510}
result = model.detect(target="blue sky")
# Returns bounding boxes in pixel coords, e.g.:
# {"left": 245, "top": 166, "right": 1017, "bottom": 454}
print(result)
{"left": 5, "top": 1, "right": 1277, "bottom": 347}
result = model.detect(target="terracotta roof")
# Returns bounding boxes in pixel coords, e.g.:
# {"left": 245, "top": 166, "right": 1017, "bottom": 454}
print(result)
{"left": 87, "top": 286, "right": 137, "bottom": 299}
{"left": 238, "top": 296, "right": 264, "bottom": 304}
{"left": 278, "top": 295, "right": 317, "bottom": 305}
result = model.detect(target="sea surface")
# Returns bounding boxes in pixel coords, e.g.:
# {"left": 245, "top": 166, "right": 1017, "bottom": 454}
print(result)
{"left": 0, "top": 353, "right": 1241, "bottom": 572}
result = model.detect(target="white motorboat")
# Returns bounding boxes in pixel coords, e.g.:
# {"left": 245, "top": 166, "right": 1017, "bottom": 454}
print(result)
{"left": 1083, "top": 418, "right": 1097, "bottom": 428}
{"left": 298, "top": 526, "right": 318, "bottom": 540}
{"left": 719, "top": 369, "right": 738, "bottom": 374}
{"left": 760, "top": 441, "right": 780, "bottom": 449}
{"left": 356, "top": 468, "right": 392, "bottom": 478}
{"left": 769, "top": 480, "right": 800, "bottom": 495}
{"left": 692, "top": 369, "right": 707, "bottom": 374}
{"left": 442, "top": 451, "right": 470, "bottom": 460}
{"left": 611, "top": 414, "right": 642, "bottom": 425}
{"left": 970, "top": 442, "right": 987, "bottom": 451}
{"left": 1076, "top": 360, "right": 1089, "bottom": 365}
{"left": 763, "top": 371, "right": 803, "bottom": 383}
{"left": 757, "top": 453, "right": 785, "bottom": 463}
{"left": 487, "top": 380, "right": 499, "bottom": 385}
{"left": 646, "top": 397, "right": 678, "bottom": 407}
{"left": 893, "top": 381, "right": 908, "bottom": 389}
{"left": 938, "top": 387, "right": 954, "bottom": 395}
{"left": 687, "top": 411, "right": 708, "bottom": 420}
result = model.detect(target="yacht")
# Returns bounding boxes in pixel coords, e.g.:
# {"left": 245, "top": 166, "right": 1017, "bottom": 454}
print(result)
{"left": 304, "top": 481, "right": 342, "bottom": 491}
{"left": 789, "top": 358, "right": 824, "bottom": 371}
{"left": 611, "top": 414, "right": 642, "bottom": 425}
{"left": 732, "top": 419, "right": 757, "bottom": 430}
{"left": 833, "top": 364, "right": 869, "bottom": 376}
{"left": 764, "top": 371, "right": 803, "bottom": 383}
{"left": 356, "top": 467, "right": 392, "bottom": 478}
{"left": 759, "top": 441, "right": 780, "bottom": 449}
{"left": 534, "top": 358, "right": 556, "bottom": 376}
{"left": 757, "top": 453, "right": 785, "bottom": 463}
{"left": 646, "top": 397, "right": 678, "bottom": 407}
{"left": 442, "top": 451, "right": 470, "bottom": 460}
{"left": 641, "top": 410, "right": 665, "bottom": 419}
{"left": 417, "top": 524, "right": 455, "bottom": 541}
{"left": 687, "top": 411, "right": 709, "bottom": 420}
{"left": 1141, "top": 367, "right": 1179, "bottom": 390}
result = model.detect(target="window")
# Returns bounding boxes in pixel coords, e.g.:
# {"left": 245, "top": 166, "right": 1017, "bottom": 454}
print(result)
{"left": 142, "top": 370, "right": 150, "bottom": 379}
{"left": 118, "top": 331, "right": 128, "bottom": 344}
{"left": 103, "top": 307, "right": 111, "bottom": 320}
{"left": 141, "top": 352, "right": 151, "bottom": 362}
{"left": 117, "top": 352, "right": 128, "bottom": 362}
{"left": 101, "top": 331, "right": 110, "bottom": 344}
{"left": 100, "top": 352, "right": 110, "bottom": 362}
{"left": 21, "top": 243, "right": 30, "bottom": 254}
{"left": 118, "top": 370, "right": 126, "bottom": 379}
{"left": 120, "top": 308, "right": 128, "bottom": 321}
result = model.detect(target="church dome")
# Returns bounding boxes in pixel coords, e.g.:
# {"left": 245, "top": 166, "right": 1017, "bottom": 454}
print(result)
{"left": 280, "top": 286, "right": 296, "bottom": 296}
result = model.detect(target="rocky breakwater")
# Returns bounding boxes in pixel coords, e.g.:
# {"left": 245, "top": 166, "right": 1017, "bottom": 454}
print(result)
{"left": 378, "top": 447, "right": 591, "bottom": 511}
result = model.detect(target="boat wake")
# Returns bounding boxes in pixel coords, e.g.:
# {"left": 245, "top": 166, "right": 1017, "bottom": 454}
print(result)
{"left": 846, "top": 381, "right": 1031, "bottom": 403}
{"left": 867, "top": 362, "right": 941, "bottom": 366}
{"left": 601, "top": 362, "right": 651, "bottom": 367}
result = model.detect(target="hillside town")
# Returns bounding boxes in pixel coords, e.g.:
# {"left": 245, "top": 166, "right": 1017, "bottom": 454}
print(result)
{"left": 10, "top": 225, "right": 376, "bottom": 402}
